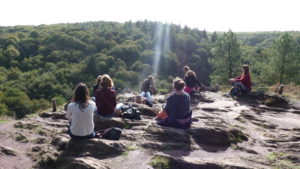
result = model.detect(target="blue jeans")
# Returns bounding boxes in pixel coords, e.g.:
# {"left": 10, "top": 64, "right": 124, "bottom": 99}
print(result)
{"left": 141, "top": 92, "right": 152, "bottom": 102}
{"left": 230, "top": 82, "right": 250, "bottom": 96}
{"left": 97, "top": 105, "right": 116, "bottom": 118}
{"left": 97, "top": 112, "right": 114, "bottom": 118}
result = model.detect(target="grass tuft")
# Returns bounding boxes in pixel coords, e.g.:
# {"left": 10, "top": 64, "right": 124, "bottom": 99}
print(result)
{"left": 149, "top": 155, "right": 171, "bottom": 169}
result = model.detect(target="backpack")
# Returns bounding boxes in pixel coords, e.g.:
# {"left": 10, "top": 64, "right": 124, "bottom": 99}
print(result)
{"left": 96, "top": 127, "right": 122, "bottom": 140}
{"left": 120, "top": 105, "right": 142, "bottom": 120}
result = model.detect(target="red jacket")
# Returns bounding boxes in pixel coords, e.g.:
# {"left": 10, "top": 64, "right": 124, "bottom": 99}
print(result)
{"left": 234, "top": 73, "right": 252, "bottom": 90}
{"left": 95, "top": 88, "right": 116, "bottom": 115}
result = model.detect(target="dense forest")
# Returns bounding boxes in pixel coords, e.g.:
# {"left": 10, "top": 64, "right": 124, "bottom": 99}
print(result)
{"left": 0, "top": 21, "right": 299, "bottom": 118}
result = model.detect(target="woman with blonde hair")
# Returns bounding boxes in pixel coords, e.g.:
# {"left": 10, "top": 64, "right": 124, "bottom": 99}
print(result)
{"left": 67, "top": 83, "right": 96, "bottom": 139}
{"left": 95, "top": 74, "right": 117, "bottom": 117}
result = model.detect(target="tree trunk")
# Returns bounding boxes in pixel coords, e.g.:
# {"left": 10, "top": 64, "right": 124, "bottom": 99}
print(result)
{"left": 278, "top": 84, "right": 285, "bottom": 95}
{"left": 279, "top": 54, "right": 286, "bottom": 84}
{"left": 51, "top": 99, "right": 57, "bottom": 112}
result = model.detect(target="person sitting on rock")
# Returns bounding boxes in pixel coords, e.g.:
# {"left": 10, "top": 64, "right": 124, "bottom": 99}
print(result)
{"left": 140, "top": 75, "right": 156, "bottom": 104}
{"left": 135, "top": 95, "right": 153, "bottom": 107}
{"left": 92, "top": 75, "right": 102, "bottom": 100}
{"left": 95, "top": 74, "right": 117, "bottom": 118}
{"left": 183, "top": 65, "right": 190, "bottom": 76}
{"left": 66, "top": 83, "right": 96, "bottom": 139}
{"left": 184, "top": 70, "right": 202, "bottom": 94}
{"left": 228, "top": 64, "right": 252, "bottom": 96}
{"left": 156, "top": 77, "right": 192, "bottom": 129}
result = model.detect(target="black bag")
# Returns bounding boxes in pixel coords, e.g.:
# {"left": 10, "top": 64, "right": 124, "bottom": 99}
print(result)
{"left": 96, "top": 127, "right": 122, "bottom": 140}
{"left": 121, "top": 105, "right": 142, "bottom": 120}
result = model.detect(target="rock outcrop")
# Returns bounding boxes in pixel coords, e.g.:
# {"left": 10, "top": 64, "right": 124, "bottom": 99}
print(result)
{"left": 0, "top": 91, "right": 299, "bottom": 169}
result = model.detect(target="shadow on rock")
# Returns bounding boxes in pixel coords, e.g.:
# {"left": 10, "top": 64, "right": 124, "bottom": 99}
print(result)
{"left": 141, "top": 125, "right": 192, "bottom": 157}
{"left": 94, "top": 116, "right": 126, "bottom": 131}
{"left": 235, "top": 91, "right": 289, "bottom": 109}
{"left": 42, "top": 134, "right": 126, "bottom": 169}
{"left": 190, "top": 92, "right": 214, "bottom": 106}
{"left": 189, "top": 127, "right": 248, "bottom": 152}
{"left": 150, "top": 155, "right": 250, "bottom": 169}
{"left": 58, "top": 156, "right": 109, "bottom": 169}
{"left": 94, "top": 115, "right": 148, "bottom": 131}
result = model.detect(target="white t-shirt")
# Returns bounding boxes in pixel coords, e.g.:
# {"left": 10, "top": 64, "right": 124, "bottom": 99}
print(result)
{"left": 67, "top": 100, "right": 96, "bottom": 136}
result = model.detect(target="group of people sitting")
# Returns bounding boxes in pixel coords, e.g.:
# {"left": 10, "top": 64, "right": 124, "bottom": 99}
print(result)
{"left": 66, "top": 65, "right": 252, "bottom": 139}
{"left": 66, "top": 74, "right": 118, "bottom": 139}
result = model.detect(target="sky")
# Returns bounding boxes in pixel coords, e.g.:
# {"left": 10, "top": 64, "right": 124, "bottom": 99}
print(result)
{"left": 0, "top": 0, "right": 300, "bottom": 32}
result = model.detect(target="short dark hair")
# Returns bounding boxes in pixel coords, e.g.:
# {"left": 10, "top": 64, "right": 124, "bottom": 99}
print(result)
{"left": 173, "top": 77, "right": 185, "bottom": 91}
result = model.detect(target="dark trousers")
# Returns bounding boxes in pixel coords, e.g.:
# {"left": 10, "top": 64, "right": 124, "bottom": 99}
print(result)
{"left": 230, "top": 82, "right": 250, "bottom": 96}
{"left": 68, "top": 127, "right": 95, "bottom": 139}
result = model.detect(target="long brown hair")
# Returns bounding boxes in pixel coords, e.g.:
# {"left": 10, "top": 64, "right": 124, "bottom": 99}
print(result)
{"left": 185, "top": 70, "right": 197, "bottom": 79}
{"left": 72, "top": 83, "right": 90, "bottom": 110}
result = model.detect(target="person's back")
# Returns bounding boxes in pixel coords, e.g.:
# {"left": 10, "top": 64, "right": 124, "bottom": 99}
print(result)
{"left": 67, "top": 100, "right": 95, "bottom": 136}
{"left": 165, "top": 93, "right": 190, "bottom": 119}
{"left": 184, "top": 70, "right": 200, "bottom": 88}
{"left": 95, "top": 74, "right": 116, "bottom": 117}
{"left": 66, "top": 83, "right": 95, "bottom": 139}
{"left": 184, "top": 75, "right": 198, "bottom": 88}
{"left": 157, "top": 77, "right": 192, "bottom": 129}
{"left": 96, "top": 87, "right": 116, "bottom": 115}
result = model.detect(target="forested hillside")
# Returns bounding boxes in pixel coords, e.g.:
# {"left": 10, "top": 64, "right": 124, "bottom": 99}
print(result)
{"left": 0, "top": 21, "right": 299, "bottom": 118}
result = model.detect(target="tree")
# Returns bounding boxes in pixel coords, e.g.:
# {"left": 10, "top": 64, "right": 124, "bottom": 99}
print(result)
{"left": 0, "top": 87, "right": 35, "bottom": 118}
{"left": 210, "top": 30, "right": 241, "bottom": 83}
{"left": 202, "top": 30, "right": 208, "bottom": 39}
{"left": 30, "top": 31, "right": 39, "bottom": 38}
{"left": 1, "top": 21, "right": 300, "bottom": 120}
{"left": 270, "top": 33, "right": 299, "bottom": 84}
{"left": 0, "top": 49, "right": 6, "bottom": 66}
{"left": 4, "top": 45, "right": 20, "bottom": 60}
{"left": 109, "top": 43, "right": 141, "bottom": 66}
{"left": 211, "top": 31, "right": 218, "bottom": 43}
{"left": 83, "top": 55, "right": 98, "bottom": 77}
